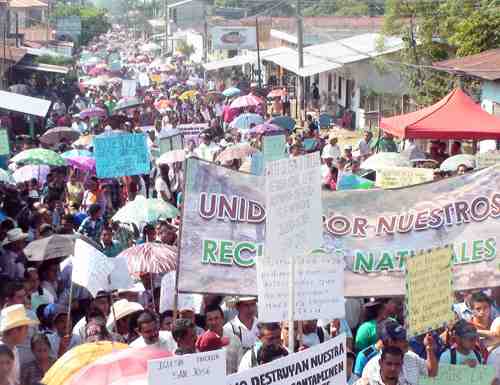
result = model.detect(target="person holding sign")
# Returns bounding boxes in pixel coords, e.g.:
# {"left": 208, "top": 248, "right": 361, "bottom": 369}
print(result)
{"left": 361, "top": 321, "right": 438, "bottom": 385}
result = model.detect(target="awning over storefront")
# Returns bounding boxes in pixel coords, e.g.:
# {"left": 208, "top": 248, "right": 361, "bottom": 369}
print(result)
{"left": 261, "top": 47, "right": 341, "bottom": 77}
{"left": 203, "top": 55, "right": 257, "bottom": 71}
{"left": 0, "top": 91, "right": 52, "bottom": 117}
{"left": 16, "top": 63, "right": 69, "bottom": 74}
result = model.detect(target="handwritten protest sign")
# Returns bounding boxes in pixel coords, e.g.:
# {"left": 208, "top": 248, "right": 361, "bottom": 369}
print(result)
{"left": 177, "top": 123, "right": 209, "bottom": 145}
{"left": 476, "top": 151, "right": 500, "bottom": 169}
{"left": 72, "top": 239, "right": 114, "bottom": 297}
{"left": 160, "top": 134, "right": 184, "bottom": 155}
{"left": 376, "top": 167, "right": 434, "bottom": 189}
{"left": 227, "top": 335, "right": 346, "bottom": 385}
{"left": 262, "top": 134, "right": 286, "bottom": 163}
{"left": 0, "top": 129, "right": 9, "bottom": 156}
{"left": 121, "top": 80, "right": 137, "bottom": 98}
{"left": 406, "top": 246, "right": 455, "bottom": 336}
{"left": 418, "top": 364, "right": 495, "bottom": 385}
{"left": 148, "top": 350, "right": 225, "bottom": 385}
{"left": 258, "top": 153, "right": 325, "bottom": 322}
{"left": 94, "top": 133, "right": 150, "bottom": 178}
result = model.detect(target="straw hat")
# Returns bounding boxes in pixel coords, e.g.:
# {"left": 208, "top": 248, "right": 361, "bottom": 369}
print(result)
{"left": 106, "top": 299, "right": 143, "bottom": 329}
{"left": 2, "top": 228, "right": 28, "bottom": 246}
{"left": 0, "top": 305, "right": 39, "bottom": 333}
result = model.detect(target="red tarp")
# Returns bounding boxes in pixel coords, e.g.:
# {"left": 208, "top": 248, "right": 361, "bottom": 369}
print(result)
{"left": 381, "top": 88, "right": 500, "bottom": 140}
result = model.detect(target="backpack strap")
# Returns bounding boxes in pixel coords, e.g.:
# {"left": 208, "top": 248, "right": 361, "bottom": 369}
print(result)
{"left": 450, "top": 348, "right": 457, "bottom": 365}
{"left": 317, "top": 326, "right": 325, "bottom": 343}
{"left": 473, "top": 349, "right": 482, "bottom": 364}
{"left": 251, "top": 347, "right": 258, "bottom": 368}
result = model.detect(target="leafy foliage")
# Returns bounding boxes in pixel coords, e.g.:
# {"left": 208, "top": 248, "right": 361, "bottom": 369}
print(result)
{"left": 176, "top": 40, "right": 196, "bottom": 58}
{"left": 34, "top": 55, "right": 74, "bottom": 66}
{"left": 53, "top": 3, "right": 110, "bottom": 46}
{"left": 382, "top": 0, "right": 500, "bottom": 105}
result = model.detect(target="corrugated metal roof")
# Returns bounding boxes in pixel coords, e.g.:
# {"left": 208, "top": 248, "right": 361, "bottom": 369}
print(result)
{"left": 16, "top": 63, "right": 69, "bottom": 74}
{"left": 0, "top": 45, "right": 27, "bottom": 63}
{"left": 305, "top": 33, "right": 405, "bottom": 65}
{"left": 0, "top": 90, "right": 52, "bottom": 117}
{"left": 9, "top": 0, "right": 47, "bottom": 8}
{"left": 203, "top": 54, "right": 257, "bottom": 71}
{"left": 434, "top": 49, "right": 500, "bottom": 81}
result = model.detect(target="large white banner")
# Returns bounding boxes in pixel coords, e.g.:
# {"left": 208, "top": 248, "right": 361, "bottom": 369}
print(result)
{"left": 258, "top": 153, "right": 326, "bottom": 322}
{"left": 211, "top": 26, "right": 257, "bottom": 50}
{"left": 227, "top": 335, "right": 346, "bottom": 385}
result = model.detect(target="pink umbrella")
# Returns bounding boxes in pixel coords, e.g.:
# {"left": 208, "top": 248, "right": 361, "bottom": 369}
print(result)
{"left": 249, "top": 123, "right": 284, "bottom": 135}
{"left": 66, "top": 156, "right": 96, "bottom": 172}
{"left": 88, "top": 67, "right": 107, "bottom": 76}
{"left": 117, "top": 243, "right": 177, "bottom": 274}
{"left": 13, "top": 164, "right": 50, "bottom": 183}
{"left": 230, "top": 94, "right": 264, "bottom": 109}
{"left": 67, "top": 347, "right": 172, "bottom": 385}
{"left": 216, "top": 143, "right": 257, "bottom": 163}
{"left": 80, "top": 107, "right": 107, "bottom": 119}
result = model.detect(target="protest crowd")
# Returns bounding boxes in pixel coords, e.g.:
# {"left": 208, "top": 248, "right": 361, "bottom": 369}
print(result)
{"left": 1, "top": 26, "right": 500, "bottom": 385}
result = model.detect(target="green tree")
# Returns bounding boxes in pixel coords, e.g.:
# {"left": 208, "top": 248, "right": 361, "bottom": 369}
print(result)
{"left": 381, "top": 0, "right": 498, "bottom": 105}
{"left": 176, "top": 40, "right": 195, "bottom": 59}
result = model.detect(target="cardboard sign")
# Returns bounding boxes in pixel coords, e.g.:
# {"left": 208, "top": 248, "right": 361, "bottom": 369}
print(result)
{"left": 376, "top": 167, "right": 434, "bottom": 189}
{"left": 418, "top": 364, "right": 495, "bottom": 385}
{"left": 94, "top": 133, "right": 150, "bottom": 178}
{"left": 262, "top": 134, "right": 286, "bottom": 163}
{"left": 159, "top": 134, "right": 184, "bottom": 155}
{"left": 476, "top": 151, "right": 500, "bottom": 169}
{"left": 406, "top": 246, "right": 455, "bottom": 336}
{"left": 148, "top": 350, "right": 226, "bottom": 385}
{"left": 0, "top": 129, "right": 10, "bottom": 156}
{"left": 227, "top": 335, "right": 346, "bottom": 385}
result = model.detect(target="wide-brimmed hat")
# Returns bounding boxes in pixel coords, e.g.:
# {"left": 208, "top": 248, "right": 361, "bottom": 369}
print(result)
{"left": 106, "top": 299, "right": 143, "bottom": 328}
{"left": 235, "top": 296, "right": 257, "bottom": 304}
{"left": 2, "top": 228, "right": 28, "bottom": 246}
{"left": 0, "top": 304, "right": 39, "bottom": 333}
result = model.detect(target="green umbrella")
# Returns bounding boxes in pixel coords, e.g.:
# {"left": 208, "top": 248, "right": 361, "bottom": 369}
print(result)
{"left": 112, "top": 195, "right": 179, "bottom": 225}
{"left": 10, "top": 148, "right": 66, "bottom": 167}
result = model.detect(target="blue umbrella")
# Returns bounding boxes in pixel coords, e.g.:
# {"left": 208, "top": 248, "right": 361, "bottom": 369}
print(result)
{"left": 223, "top": 87, "right": 241, "bottom": 98}
{"left": 61, "top": 149, "right": 93, "bottom": 159}
{"left": 269, "top": 116, "right": 296, "bottom": 131}
{"left": 337, "top": 174, "right": 374, "bottom": 190}
{"left": 230, "top": 113, "right": 264, "bottom": 131}
{"left": 318, "top": 113, "right": 334, "bottom": 129}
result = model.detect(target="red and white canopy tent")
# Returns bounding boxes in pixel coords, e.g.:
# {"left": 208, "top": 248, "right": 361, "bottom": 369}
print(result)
{"left": 381, "top": 88, "right": 500, "bottom": 140}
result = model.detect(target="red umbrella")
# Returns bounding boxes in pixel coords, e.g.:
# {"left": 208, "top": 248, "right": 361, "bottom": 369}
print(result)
{"left": 67, "top": 346, "right": 172, "bottom": 385}
{"left": 117, "top": 243, "right": 177, "bottom": 274}
{"left": 230, "top": 94, "right": 264, "bottom": 109}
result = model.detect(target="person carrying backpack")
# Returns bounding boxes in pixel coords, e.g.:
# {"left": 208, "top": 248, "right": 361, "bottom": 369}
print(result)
{"left": 439, "top": 320, "right": 483, "bottom": 367}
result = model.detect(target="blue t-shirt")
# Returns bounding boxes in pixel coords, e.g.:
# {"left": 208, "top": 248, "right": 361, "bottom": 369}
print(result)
{"left": 439, "top": 348, "right": 481, "bottom": 365}
{"left": 353, "top": 344, "right": 379, "bottom": 377}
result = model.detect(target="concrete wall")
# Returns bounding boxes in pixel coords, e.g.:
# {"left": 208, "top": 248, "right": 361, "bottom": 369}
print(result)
{"left": 172, "top": 1, "right": 205, "bottom": 30}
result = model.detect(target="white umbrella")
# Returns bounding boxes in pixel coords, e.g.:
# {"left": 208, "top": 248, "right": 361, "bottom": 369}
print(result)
{"left": 361, "top": 152, "right": 412, "bottom": 169}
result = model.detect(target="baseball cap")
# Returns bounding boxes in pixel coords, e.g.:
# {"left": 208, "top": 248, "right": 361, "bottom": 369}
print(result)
{"left": 378, "top": 319, "right": 407, "bottom": 342}
{"left": 196, "top": 331, "right": 230, "bottom": 352}
{"left": 453, "top": 320, "right": 478, "bottom": 339}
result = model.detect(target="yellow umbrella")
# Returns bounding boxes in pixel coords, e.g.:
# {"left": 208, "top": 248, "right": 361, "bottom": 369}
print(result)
{"left": 179, "top": 90, "right": 198, "bottom": 100}
{"left": 42, "top": 341, "right": 128, "bottom": 385}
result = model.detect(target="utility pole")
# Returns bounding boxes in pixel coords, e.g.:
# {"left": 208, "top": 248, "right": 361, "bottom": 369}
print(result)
{"left": 255, "top": 16, "right": 262, "bottom": 88}
{"left": 164, "top": 0, "right": 168, "bottom": 55}
{"left": 203, "top": 3, "right": 208, "bottom": 63}
{"left": 296, "top": 0, "right": 304, "bottom": 121}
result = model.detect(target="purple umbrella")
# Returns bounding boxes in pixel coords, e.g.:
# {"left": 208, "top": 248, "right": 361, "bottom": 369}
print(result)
{"left": 66, "top": 156, "right": 96, "bottom": 172}
{"left": 249, "top": 123, "right": 285, "bottom": 135}
{"left": 80, "top": 107, "right": 107, "bottom": 119}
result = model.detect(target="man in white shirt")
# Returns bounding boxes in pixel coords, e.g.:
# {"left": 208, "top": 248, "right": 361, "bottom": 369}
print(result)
{"left": 130, "top": 310, "right": 177, "bottom": 352}
{"left": 356, "top": 131, "right": 373, "bottom": 160}
{"left": 362, "top": 322, "right": 437, "bottom": 385}
{"left": 322, "top": 135, "right": 341, "bottom": 161}
{"left": 223, "top": 297, "right": 259, "bottom": 354}
{"left": 195, "top": 134, "right": 219, "bottom": 162}
{"left": 71, "top": 116, "right": 88, "bottom": 133}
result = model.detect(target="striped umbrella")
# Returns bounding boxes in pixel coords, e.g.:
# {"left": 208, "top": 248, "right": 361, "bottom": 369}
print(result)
{"left": 65, "top": 347, "right": 172, "bottom": 385}
{"left": 117, "top": 243, "right": 177, "bottom": 274}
